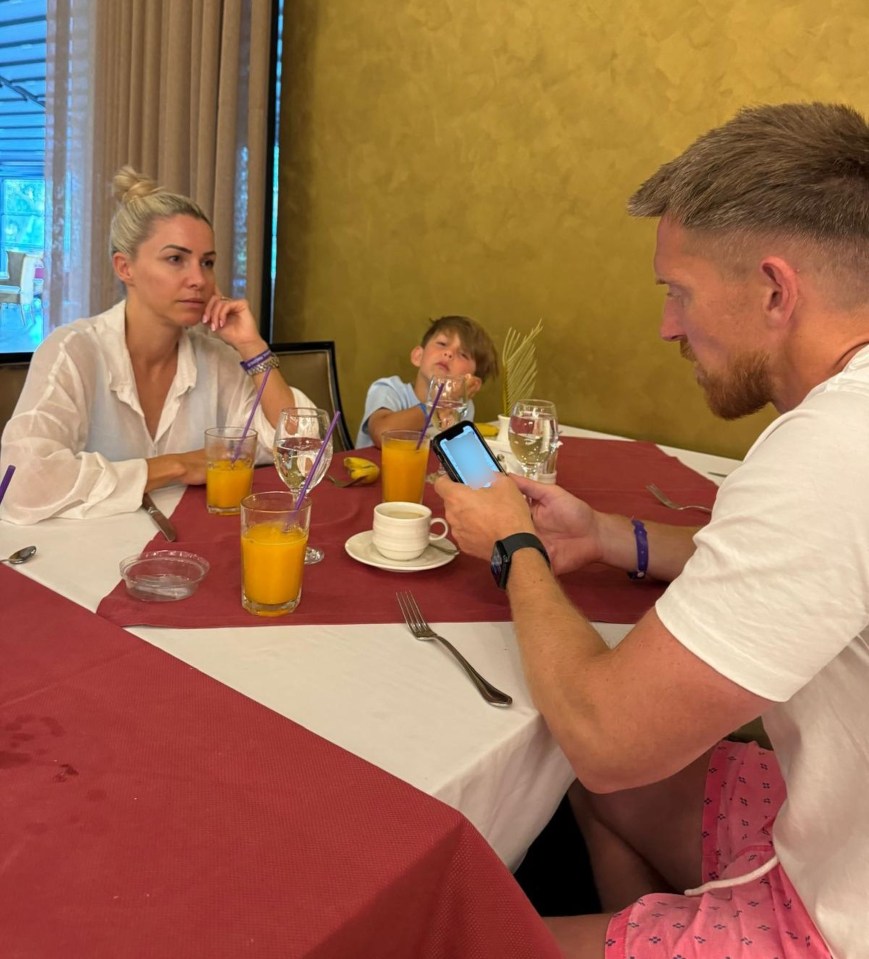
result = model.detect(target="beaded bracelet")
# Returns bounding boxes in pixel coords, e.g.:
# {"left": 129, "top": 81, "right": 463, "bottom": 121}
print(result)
{"left": 627, "top": 518, "right": 649, "bottom": 580}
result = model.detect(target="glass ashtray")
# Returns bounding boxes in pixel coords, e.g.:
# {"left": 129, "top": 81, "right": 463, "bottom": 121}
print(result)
{"left": 119, "top": 550, "right": 210, "bottom": 602}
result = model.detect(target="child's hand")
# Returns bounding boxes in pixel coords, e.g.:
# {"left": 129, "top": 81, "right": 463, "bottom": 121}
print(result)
{"left": 465, "top": 374, "right": 483, "bottom": 398}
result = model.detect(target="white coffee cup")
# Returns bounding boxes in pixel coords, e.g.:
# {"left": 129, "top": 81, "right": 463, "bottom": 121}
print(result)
{"left": 372, "top": 502, "right": 449, "bottom": 561}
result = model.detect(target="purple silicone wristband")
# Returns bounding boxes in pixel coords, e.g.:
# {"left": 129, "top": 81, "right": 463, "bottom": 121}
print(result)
{"left": 628, "top": 518, "right": 648, "bottom": 581}
{"left": 240, "top": 349, "right": 273, "bottom": 372}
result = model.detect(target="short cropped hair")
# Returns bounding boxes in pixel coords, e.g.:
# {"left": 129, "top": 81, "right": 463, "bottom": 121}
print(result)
{"left": 109, "top": 165, "right": 212, "bottom": 259}
{"left": 628, "top": 103, "right": 869, "bottom": 293}
{"left": 421, "top": 315, "right": 499, "bottom": 383}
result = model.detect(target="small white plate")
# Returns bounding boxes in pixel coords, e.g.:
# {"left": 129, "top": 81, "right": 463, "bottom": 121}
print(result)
{"left": 345, "top": 530, "right": 458, "bottom": 573}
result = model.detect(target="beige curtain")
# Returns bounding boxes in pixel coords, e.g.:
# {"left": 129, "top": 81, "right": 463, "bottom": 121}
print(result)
{"left": 80, "top": 0, "right": 273, "bottom": 320}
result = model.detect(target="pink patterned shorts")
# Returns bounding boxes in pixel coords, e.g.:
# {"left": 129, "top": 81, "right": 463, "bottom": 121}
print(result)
{"left": 605, "top": 740, "right": 832, "bottom": 958}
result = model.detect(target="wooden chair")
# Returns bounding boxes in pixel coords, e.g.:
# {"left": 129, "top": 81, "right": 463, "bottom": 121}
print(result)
{"left": 270, "top": 341, "right": 354, "bottom": 451}
{"left": 0, "top": 359, "right": 30, "bottom": 436}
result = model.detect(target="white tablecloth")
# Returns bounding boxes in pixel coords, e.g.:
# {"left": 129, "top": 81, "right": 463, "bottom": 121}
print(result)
{"left": 0, "top": 427, "right": 738, "bottom": 868}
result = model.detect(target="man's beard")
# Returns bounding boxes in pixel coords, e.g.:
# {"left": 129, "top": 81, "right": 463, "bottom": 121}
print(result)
{"left": 680, "top": 342, "right": 772, "bottom": 420}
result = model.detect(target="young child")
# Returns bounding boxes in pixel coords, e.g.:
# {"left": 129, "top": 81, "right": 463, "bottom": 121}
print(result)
{"left": 355, "top": 315, "right": 498, "bottom": 448}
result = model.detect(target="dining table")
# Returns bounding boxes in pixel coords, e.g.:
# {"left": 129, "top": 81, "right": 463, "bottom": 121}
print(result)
{"left": 0, "top": 426, "right": 738, "bottom": 956}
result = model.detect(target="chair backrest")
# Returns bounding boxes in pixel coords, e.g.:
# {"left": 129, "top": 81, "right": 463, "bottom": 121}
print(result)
{"left": 18, "top": 255, "right": 41, "bottom": 307}
{"left": 0, "top": 361, "right": 30, "bottom": 437}
{"left": 4, "top": 251, "right": 26, "bottom": 286}
{"left": 270, "top": 341, "right": 354, "bottom": 451}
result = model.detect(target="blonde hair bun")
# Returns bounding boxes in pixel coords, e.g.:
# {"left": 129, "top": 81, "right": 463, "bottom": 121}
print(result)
{"left": 112, "top": 165, "right": 164, "bottom": 205}
{"left": 108, "top": 165, "right": 211, "bottom": 258}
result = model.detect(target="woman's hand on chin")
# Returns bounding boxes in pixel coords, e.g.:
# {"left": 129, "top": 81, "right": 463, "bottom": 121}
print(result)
{"left": 201, "top": 293, "right": 262, "bottom": 352}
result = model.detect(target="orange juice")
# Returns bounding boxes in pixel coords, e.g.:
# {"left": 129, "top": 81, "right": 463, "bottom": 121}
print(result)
{"left": 381, "top": 434, "right": 429, "bottom": 503}
{"left": 241, "top": 522, "right": 308, "bottom": 616}
{"left": 206, "top": 459, "right": 254, "bottom": 514}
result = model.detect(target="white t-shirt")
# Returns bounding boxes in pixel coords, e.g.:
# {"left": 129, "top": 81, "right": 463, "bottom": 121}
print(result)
{"left": 657, "top": 346, "right": 869, "bottom": 959}
{"left": 0, "top": 301, "right": 311, "bottom": 524}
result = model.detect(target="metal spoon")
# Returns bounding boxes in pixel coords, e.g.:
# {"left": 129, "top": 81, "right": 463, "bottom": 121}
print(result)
{"left": 427, "top": 540, "right": 459, "bottom": 557}
{"left": 1, "top": 545, "right": 37, "bottom": 565}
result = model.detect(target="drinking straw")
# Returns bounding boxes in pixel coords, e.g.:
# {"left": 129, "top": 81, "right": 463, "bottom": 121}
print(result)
{"left": 290, "top": 410, "right": 342, "bottom": 517}
{"left": 231, "top": 367, "right": 271, "bottom": 463}
{"left": 416, "top": 380, "right": 445, "bottom": 449}
{"left": 0, "top": 464, "right": 14, "bottom": 507}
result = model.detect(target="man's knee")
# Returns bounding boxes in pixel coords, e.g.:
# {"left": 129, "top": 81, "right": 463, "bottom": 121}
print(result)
{"left": 566, "top": 754, "right": 711, "bottom": 892}
{"left": 567, "top": 778, "right": 649, "bottom": 838}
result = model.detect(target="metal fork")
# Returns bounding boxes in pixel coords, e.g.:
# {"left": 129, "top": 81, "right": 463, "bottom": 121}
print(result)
{"left": 396, "top": 592, "right": 513, "bottom": 708}
{"left": 325, "top": 474, "right": 365, "bottom": 488}
{"left": 646, "top": 483, "right": 713, "bottom": 514}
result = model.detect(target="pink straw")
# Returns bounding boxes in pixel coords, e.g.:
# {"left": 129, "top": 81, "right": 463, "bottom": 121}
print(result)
{"left": 0, "top": 464, "right": 14, "bottom": 506}
{"left": 416, "top": 380, "right": 445, "bottom": 448}
{"left": 291, "top": 410, "right": 341, "bottom": 515}
{"left": 232, "top": 367, "right": 271, "bottom": 463}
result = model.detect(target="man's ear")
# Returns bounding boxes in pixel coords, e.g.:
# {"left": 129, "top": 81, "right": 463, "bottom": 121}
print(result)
{"left": 759, "top": 256, "right": 799, "bottom": 329}
{"left": 410, "top": 345, "right": 424, "bottom": 369}
{"left": 112, "top": 252, "right": 134, "bottom": 285}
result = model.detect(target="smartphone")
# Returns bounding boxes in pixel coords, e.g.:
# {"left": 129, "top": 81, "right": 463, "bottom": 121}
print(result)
{"left": 431, "top": 420, "right": 505, "bottom": 488}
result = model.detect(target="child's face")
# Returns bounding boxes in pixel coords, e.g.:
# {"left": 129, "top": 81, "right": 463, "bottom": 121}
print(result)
{"left": 411, "top": 330, "right": 477, "bottom": 381}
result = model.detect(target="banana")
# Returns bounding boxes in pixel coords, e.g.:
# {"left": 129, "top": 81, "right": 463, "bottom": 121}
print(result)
{"left": 343, "top": 456, "right": 380, "bottom": 484}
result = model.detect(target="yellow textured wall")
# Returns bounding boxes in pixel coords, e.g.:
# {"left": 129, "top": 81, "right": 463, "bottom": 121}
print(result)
{"left": 274, "top": 0, "right": 869, "bottom": 457}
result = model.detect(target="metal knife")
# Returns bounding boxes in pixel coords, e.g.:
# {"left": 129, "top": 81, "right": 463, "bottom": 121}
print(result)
{"left": 141, "top": 493, "right": 177, "bottom": 542}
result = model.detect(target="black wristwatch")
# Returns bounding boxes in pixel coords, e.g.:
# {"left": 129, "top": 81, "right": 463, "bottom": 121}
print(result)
{"left": 491, "top": 533, "right": 550, "bottom": 589}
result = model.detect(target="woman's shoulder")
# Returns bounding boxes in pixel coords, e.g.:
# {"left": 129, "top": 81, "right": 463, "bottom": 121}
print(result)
{"left": 44, "top": 301, "right": 125, "bottom": 341}
{"left": 33, "top": 302, "right": 126, "bottom": 369}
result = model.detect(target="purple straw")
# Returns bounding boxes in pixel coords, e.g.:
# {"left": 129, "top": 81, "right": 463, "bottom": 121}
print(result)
{"left": 0, "top": 464, "right": 15, "bottom": 507}
{"left": 291, "top": 410, "right": 341, "bottom": 515}
{"left": 232, "top": 367, "right": 271, "bottom": 463}
{"left": 416, "top": 380, "right": 445, "bottom": 449}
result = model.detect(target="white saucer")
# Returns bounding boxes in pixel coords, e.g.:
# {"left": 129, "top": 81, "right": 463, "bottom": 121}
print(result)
{"left": 345, "top": 530, "right": 458, "bottom": 573}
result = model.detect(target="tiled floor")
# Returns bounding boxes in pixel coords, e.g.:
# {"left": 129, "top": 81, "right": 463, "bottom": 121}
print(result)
{"left": 0, "top": 304, "right": 43, "bottom": 355}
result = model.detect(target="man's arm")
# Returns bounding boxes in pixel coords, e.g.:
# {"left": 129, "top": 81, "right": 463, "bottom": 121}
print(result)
{"left": 435, "top": 473, "right": 772, "bottom": 792}
{"left": 504, "top": 549, "right": 771, "bottom": 793}
{"left": 438, "top": 472, "right": 699, "bottom": 580}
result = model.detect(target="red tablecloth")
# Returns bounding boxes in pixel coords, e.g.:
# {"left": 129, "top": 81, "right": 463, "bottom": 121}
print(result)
{"left": 97, "top": 437, "right": 718, "bottom": 629}
{"left": 1, "top": 564, "right": 561, "bottom": 958}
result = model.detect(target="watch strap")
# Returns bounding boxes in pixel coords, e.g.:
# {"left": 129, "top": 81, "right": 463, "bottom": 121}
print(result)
{"left": 493, "top": 532, "right": 550, "bottom": 589}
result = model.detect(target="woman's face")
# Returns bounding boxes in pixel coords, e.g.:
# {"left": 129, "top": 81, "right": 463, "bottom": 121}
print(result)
{"left": 113, "top": 214, "right": 217, "bottom": 327}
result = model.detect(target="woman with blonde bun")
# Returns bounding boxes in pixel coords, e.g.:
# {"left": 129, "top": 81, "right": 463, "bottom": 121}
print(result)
{"left": 0, "top": 166, "right": 311, "bottom": 523}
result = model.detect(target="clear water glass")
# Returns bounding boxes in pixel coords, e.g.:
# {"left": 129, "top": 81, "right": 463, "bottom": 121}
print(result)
{"left": 425, "top": 374, "right": 470, "bottom": 433}
{"left": 273, "top": 407, "right": 333, "bottom": 564}
{"left": 508, "top": 399, "right": 558, "bottom": 480}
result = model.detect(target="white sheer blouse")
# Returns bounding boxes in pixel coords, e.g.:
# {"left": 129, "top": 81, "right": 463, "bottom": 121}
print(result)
{"left": 0, "top": 301, "right": 310, "bottom": 524}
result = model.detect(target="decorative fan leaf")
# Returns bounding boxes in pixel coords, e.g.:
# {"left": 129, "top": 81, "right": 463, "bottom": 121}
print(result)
{"left": 501, "top": 319, "right": 544, "bottom": 414}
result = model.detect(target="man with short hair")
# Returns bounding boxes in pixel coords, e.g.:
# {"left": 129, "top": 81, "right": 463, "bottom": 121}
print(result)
{"left": 436, "top": 102, "right": 869, "bottom": 957}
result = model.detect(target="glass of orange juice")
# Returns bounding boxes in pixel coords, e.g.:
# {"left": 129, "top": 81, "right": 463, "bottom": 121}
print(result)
{"left": 381, "top": 429, "right": 430, "bottom": 503}
{"left": 205, "top": 427, "right": 257, "bottom": 514}
{"left": 240, "top": 491, "right": 311, "bottom": 617}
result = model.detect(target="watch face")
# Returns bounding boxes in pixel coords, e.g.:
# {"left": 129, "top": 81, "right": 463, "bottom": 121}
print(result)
{"left": 490, "top": 542, "right": 506, "bottom": 588}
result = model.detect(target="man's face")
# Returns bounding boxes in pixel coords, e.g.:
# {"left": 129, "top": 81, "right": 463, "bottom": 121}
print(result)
{"left": 411, "top": 330, "right": 477, "bottom": 381}
{"left": 653, "top": 217, "right": 773, "bottom": 419}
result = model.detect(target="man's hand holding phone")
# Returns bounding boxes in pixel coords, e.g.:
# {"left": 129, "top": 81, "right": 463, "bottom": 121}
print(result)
{"left": 431, "top": 421, "right": 606, "bottom": 573}
{"left": 433, "top": 470, "right": 534, "bottom": 561}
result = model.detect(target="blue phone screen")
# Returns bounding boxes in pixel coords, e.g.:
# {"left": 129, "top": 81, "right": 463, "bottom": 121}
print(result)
{"left": 439, "top": 424, "right": 502, "bottom": 488}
